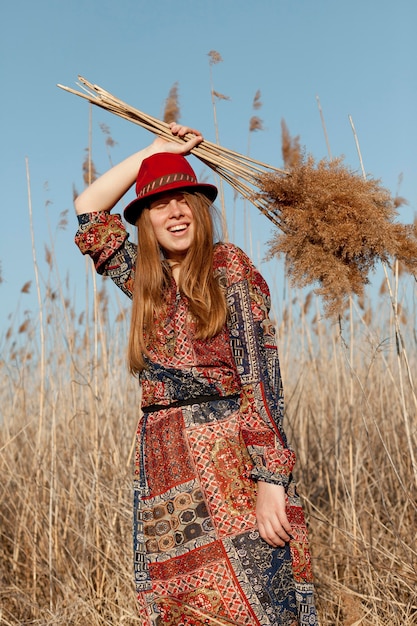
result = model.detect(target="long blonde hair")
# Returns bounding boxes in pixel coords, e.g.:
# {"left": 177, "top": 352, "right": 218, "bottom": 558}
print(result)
{"left": 128, "top": 192, "right": 227, "bottom": 374}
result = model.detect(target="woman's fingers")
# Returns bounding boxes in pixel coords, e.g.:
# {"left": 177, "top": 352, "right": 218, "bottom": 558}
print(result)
{"left": 169, "top": 122, "right": 203, "bottom": 147}
{"left": 258, "top": 514, "right": 292, "bottom": 547}
{"left": 179, "top": 133, "right": 203, "bottom": 152}
{"left": 169, "top": 122, "right": 202, "bottom": 138}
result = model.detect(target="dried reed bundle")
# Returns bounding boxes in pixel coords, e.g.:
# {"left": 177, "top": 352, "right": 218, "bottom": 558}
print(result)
{"left": 57, "top": 76, "right": 285, "bottom": 226}
{"left": 58, "top": 77, "right": 417, "bottom": 315}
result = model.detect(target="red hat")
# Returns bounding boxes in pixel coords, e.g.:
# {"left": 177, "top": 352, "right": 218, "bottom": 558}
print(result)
{"left": 124, "top": 152, "right": 218, "bottom": 225}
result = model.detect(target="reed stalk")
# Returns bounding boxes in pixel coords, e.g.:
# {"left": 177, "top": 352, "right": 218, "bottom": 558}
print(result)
{"left": 208, "top": 51, "right": 229, "bottom": 242}
{"left": 26, "top": 157, "right": 45, "bottom": 604}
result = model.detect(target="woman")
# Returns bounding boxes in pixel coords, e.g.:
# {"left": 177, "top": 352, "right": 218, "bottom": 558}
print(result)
{"left": 74, "top": 123, "right": 318, "bottom": 625}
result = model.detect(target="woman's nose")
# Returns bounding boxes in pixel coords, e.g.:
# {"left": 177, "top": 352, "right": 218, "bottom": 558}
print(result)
{"left": 168, "top": 199, "right": 183, "bottom": 216}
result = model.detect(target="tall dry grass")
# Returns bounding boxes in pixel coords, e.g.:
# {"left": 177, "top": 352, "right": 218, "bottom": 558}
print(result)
{"left": 276, "top": 277, "right": 417, "bottom": 624}
{"left": 1, "top": 236, "right": 416, "bottom": 624}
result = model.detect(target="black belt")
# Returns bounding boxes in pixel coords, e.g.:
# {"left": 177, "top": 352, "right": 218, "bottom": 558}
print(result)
{"left": 142, "top": 393, "right": 240, "bottom": 414}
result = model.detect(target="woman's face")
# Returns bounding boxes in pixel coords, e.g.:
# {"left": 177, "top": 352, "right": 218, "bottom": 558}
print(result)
{"left": 148, "top": 191, "right": 195, "bottom": 262}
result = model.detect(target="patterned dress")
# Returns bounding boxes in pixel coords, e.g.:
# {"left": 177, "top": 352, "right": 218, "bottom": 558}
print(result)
{"left": 75, "top": 212, "right": 318, "bottom": 626}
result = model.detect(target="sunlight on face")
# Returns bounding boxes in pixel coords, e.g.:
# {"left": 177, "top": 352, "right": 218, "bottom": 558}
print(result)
{"left": 148, "top": 192, "right": 195, "bottom": 262}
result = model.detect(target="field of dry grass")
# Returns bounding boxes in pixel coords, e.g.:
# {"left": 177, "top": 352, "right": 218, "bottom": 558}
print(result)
{"left": 1, "top": 249, "right": 416, "bottom": 625}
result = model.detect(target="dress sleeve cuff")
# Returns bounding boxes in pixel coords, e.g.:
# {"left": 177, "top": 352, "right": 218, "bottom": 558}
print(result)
{"left": 74, "top": 212, "right": 128, "bottom": 273}
{"left": 249, "top": 445, "right": 296, "bottom": 489}
{"left": 251, "top": 466, "right": 292, "bottom": 489}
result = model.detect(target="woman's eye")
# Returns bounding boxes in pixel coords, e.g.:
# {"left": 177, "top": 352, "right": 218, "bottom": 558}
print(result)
{"left": 150, "top": 195, "right": 187, "bottom": 210}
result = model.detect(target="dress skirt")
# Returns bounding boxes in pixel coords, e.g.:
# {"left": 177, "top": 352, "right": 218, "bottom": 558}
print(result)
{"left": 133, "top": 395, "right": 317, "bottom": 626}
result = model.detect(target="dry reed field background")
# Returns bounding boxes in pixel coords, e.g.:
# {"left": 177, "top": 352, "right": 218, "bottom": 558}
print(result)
{"left": 1, "top": 76, "right": 417, "bottom": 623}
{"left": 1, "top": 238, "right": 416, "bottom": 625}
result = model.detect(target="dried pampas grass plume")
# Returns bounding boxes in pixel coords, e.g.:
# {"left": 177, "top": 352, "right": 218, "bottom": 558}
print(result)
{"left": 261, "top": 153, "right": 417, "bottom": 315}
{"left": 252, "top": 89, "right": 262, "bottom": 110}
{"left": 212, "top": 90, "right": 231, "bottom": 101}
{"left": 250, "top": 90, "right": 264, "bottom": 133}
{"left": 208, "top": 50, "right": 223, "bottom": 65}
{"left": 249, "top": 116, "right": 264, "bottom": 132}
{"left": 82, "top": 147, "right": 98, "bottom": 186}
{"left": 281, "top": 119, "right": 301, "bottom": 169}
{"left": 163, "top": 82, "right": 180, "bottom": 124}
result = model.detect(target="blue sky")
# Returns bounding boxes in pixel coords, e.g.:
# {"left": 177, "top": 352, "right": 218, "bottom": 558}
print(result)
{"left": 1, "top": 0, "right": 416, "bottom": 335}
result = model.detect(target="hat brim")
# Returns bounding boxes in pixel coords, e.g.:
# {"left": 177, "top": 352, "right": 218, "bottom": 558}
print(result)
{"left": 123, "top": 181, "right": 218, "bottom": 225}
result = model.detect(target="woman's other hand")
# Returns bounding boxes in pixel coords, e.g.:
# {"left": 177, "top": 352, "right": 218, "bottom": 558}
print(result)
{"left": 256, "top": 481, "right": 293, "bottom": 547}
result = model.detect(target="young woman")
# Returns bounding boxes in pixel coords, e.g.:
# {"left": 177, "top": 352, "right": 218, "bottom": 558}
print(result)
{"left": 74, "top": 123, "right": 318, "bottom": 625}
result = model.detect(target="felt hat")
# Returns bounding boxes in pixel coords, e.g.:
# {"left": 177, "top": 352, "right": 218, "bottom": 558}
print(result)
{"left": 124, "top": 152, "right": 218, "bottom": 225}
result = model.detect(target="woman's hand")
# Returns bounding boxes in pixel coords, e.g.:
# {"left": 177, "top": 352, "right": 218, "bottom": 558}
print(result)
{"left": 256, "top": 481, "right": 292, "bottom": 547}
{"left": 74, "top": 123, "right": 204, "bottom": 215}
{"left": 148, "top": 122, "right": 204, "bottom": 157}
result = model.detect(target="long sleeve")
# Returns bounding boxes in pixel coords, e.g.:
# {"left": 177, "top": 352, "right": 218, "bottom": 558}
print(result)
{"left": 75, "top": 212, "right": 137, "bottom": 299}
{"left": 222, "top": 244, "right": 296, "bottom": 488}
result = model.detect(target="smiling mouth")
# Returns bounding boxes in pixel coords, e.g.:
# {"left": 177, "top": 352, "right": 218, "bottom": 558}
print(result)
{"left": 169, "top": 224, "right": 188, "bottom": 233}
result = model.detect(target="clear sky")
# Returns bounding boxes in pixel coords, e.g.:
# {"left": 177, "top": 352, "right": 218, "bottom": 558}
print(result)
{"left": 1, "top": 0, "right": 416, "bottom": 335}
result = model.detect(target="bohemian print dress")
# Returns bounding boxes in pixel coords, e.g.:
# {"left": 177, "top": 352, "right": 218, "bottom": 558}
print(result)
{"left": 75, "top": 212, "right": 318, "bottom": 626}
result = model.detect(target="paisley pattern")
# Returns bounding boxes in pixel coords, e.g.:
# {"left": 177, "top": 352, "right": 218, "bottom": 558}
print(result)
{"left": 76, "top": 212, "right": 318, "bottom": 625}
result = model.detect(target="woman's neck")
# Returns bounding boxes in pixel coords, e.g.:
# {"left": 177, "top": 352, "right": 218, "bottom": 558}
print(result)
{"left": 166, "top": 259, "right": 182, "bottom": 285}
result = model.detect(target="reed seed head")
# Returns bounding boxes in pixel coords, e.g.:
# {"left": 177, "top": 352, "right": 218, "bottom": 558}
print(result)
{"left": 212, "top": 90, "right": 230, "bottom": 101}
{"left": 249, "top": 116, "right": 264, "bottom": 132}
{"left": 208, "top": 50, "right": 223, "bottom": 65}
{"left": 281, "top": 119, "right": 301, "bottom": 169}
{"left": 252, "top": 90, "right": 262, "bottom": 110}
{"left": 163, "top": 82, "right": 180, "bottom": 124}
